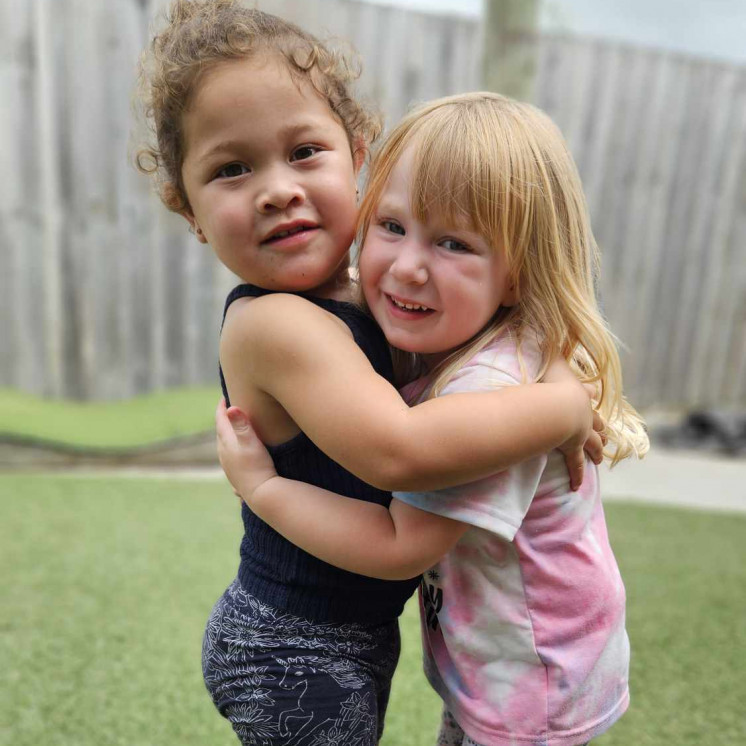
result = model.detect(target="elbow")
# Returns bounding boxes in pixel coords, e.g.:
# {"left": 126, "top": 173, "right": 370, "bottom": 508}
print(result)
{"left": 348, "top": 411, "right": 438, "bottom": 491}
{"left": 361, "top": 445, "right": 428, "bottom": 492}
{"left": 368, "top": 547, "right": 433, "bottom": 581}
{"left": 364, "top": 463, "right": 406, "bottom": 492}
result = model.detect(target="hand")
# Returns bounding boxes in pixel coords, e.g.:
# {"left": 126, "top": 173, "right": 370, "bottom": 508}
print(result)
{"left": 542, "top": 358, "right": 607, "bottom": 487}
{"left": 215, "top": 398, "right": 278, "bottom": 503}
{"left": 555, "top": 382, "right": 608, "bottom": 490}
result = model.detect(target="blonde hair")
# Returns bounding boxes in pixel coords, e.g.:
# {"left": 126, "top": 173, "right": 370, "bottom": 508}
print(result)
{"left": 358, "top": 92, "right": 648, "bottom": 463}
{"left": 135, "top": 0, "right": 381, "bottom": 212}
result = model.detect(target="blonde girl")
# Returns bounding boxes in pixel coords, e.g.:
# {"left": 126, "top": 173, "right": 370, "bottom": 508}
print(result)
{"left": 217, "top": 92, "right": 648, "bottom": 746}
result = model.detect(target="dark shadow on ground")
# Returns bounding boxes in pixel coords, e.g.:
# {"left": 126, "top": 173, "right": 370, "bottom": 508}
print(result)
{"left": 0, "top": 432, "right": 218, "bottom": 469}
{"left": 654, "top": 411, "right": 746, "bottom": 457}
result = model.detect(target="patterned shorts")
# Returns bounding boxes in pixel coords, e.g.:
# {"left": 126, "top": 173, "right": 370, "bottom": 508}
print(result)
{"left": 202, "top": 579, "right": 401, "bottom": 746}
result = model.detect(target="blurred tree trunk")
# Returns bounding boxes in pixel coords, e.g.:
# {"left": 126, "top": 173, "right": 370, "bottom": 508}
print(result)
{"left": 483, "top": 0, "right": 540, "bottom": 102}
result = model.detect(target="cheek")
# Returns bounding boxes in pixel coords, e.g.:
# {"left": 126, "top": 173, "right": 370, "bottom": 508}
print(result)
{"left": 358, "top": 239, "right": 388, "bottom": 292}
{"left": 319, "top": 186, "right": 357, "bottom": 244}
{"left": 358, "top": 249, "right": 377, "bottom": 305}
{"left": 318, "top": 159, "right": 358, "bottom": 207}
{"left": 210, "top": 199, "right": 251, "bottom": 236}
{"left": 444, "top": 268, "right": 501, "bottom": 327}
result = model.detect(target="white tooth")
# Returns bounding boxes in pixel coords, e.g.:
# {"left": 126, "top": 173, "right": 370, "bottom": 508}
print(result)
{"left": 393, "top": 297, "right": 428, "bottom": 311}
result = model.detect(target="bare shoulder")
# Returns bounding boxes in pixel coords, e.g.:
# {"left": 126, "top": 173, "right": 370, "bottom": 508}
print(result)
{"left": 221, "top": 293, "right": 354, "bottom": 378}
{"left": 223, "top": 293, "right": 350, "bottom": 345}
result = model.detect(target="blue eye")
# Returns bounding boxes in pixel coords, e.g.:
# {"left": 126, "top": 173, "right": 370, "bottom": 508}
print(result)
{"left": 291, "top": 145, "right": 320, "bottom": 161}
{"left": 382, "top": 220, "right": 405, "bottom": 236}
{"left": 440, "top": 238, "right": 471, "bottom": 253}
{"left": 216, "top": 163, "right": 250, "bottom": 179}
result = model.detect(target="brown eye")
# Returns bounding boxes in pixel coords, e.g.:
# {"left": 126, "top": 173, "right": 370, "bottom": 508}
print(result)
{"left": 216, "top": 163, "right": 250, "bottom": 179}
{"left": 291, "top": 145, "right": 320, "bottom": 161}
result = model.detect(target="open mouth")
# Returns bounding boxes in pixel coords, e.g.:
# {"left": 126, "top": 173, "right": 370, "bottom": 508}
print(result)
{"left": 387, "top": 294, "right": 434, "bottom": 314}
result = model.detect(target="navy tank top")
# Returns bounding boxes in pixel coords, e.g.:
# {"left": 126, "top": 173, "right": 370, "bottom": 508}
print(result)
{"left": 220, "top": 284, "right": 419, "bottom": 624}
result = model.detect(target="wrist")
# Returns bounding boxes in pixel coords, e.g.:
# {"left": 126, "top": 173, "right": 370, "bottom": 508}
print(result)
{"left": 565, "top": 381, "right": 591, "bottom": 437}
{"left": 246, "top": 475, "right": 282, "bottom": 518}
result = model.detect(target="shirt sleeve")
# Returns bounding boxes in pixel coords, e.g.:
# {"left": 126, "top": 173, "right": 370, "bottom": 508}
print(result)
{"left": 394, "top": 341, "right": 548, "bottom": 541}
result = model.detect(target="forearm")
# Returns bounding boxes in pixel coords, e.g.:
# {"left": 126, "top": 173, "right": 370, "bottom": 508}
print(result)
{"left": 226, "top": 296, "right": 587, "bottom": 493}
{"left": 247, "top": 478, "right": 422, "bottom": 580}
{"left": 365, "top": 382, "right": 588, "bottom": 491}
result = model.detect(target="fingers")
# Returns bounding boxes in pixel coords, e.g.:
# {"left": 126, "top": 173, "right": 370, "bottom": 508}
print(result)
{"left": 226, "top": 405, "right": 247, "bottom": 425}
{"left": 591, "top": 410, "right": 608, "bottom": 451}
{"left": 564, "top": 449, "right": 585, "bottom": 491}
{"left": 215, "top": 398, "right": 233, "bottom": 442}
{"left": 582, "top": 380, "right": 603, "bottom": 400}
{"left": 583, "top": 431, "right": 604, "bottom": 465}
{"left": 216, "top": 396, "right": 251, "bottom": 437}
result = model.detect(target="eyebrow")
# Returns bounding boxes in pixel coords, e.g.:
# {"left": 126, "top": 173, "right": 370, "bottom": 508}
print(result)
{"left": 196, "top": 120, "right": 330, "bottom": 165}
{"left": 374, "top": 197, "right": 404, "bottom": 215}
{"left": 196, "top": 140, "right": 245, "bottom": 165}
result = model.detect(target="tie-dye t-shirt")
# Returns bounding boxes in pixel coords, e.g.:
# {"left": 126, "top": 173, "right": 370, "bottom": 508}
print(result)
{"left": 395, "top": 333, "right": 629, "bottom": 746}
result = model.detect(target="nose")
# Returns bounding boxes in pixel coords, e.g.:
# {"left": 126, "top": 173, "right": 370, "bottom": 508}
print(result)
{"left": 255, "top": 166, "right": 305, "bottom": 213}
{"left": 389, "top": 239, "right": 428, "bottom": 285}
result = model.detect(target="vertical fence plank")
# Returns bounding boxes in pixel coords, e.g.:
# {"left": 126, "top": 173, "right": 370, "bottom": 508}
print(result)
{"left": 34, "top": 0, "right": 65, "bottom": 396}
{"left": 666, "top": 64, "right": 737, "bottom": 403}
{"left": 0, "top": 0, "right": 33, "bottom": 391}
{"left": 577, "top": 41, "right": 621, "bottom": 221}
{"left": 637, "top": 56, "right": 693, "bottom": 406}
{"left": 623, "top": 54, "right": 685, "bottom": 404}
{"left": 686, "top": 70, "right": 746, "bottom": 405}
{"left": 614, "top": 51, "right": 672, "bottom": 397}
{"left": 727, "top": 202, "right": 746, "bottom": 404}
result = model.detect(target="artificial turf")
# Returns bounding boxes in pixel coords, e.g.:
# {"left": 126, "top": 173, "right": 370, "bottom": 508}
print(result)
{"left": 1, "top": 474, "right": 744, "bottom": 745}
{"left": 0, "top": 387, "right": 220, "bottom": 449}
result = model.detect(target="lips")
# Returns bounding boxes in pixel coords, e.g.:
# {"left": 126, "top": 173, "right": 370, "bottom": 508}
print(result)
{"left": 386, "top": 293, "right": 434, "bottom": 315}
{"left": 261, "top": 220, "right": 318, "bottom": 244}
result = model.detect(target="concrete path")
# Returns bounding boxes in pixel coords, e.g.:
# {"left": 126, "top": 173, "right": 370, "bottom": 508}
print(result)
{"left": 601, "top": 448, "right": 746, "bottom": 513}
{"left": 30, "top": 445, "right": 746, "bottom": 514}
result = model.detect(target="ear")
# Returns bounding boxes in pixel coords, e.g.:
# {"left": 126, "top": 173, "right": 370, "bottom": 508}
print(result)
{"left": 182, "top": 209, "right": 208, "bottom": 244}
{"left": 351, "top": 138, "right": 367, "bottom": 177}
{"left": 502, "top": 277, "right": 520, "bottom": 307}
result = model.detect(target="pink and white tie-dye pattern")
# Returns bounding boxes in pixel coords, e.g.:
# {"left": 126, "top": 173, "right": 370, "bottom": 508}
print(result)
{"left": 396, "top": 334, "right": 629, "bottom": 746}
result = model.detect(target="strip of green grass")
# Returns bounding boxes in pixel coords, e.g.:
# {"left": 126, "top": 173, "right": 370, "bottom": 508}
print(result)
{"left": 0, "top": 387, "right": 220, "bottom": 448}
{"left": 2, "top": 475, "right": 744, "bottom": 745}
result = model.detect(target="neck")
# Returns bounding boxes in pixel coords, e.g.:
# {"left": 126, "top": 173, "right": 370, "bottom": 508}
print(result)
{"left": 310, "top": 265, "right": 355, "bottom": 302}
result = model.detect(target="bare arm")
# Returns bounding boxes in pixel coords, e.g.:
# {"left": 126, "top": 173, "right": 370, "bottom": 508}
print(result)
{"left": 221, "top": 294, "right": 593, "bottom": 492}
{"left": 216, "top": 400, "right": 468, "bottom": 580}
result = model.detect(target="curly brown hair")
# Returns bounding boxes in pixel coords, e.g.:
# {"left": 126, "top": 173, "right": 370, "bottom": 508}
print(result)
{"left": 135, "top": 0, "right": 381, "bottom": 212}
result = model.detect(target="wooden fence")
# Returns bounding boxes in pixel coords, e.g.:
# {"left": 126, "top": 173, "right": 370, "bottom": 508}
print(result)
{"left": 1, "top": 0, "right": 744, "bottom": 409}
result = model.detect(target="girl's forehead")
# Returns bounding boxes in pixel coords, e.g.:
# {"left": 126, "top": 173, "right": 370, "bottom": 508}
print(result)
{"left": 182, "top": 55, "right": 347, "bottom": 156}
{"left": 379, "top": 145, "right": 481, "bottom": 231}
{"left": 190, "top": 55, "right": 297, "bottom": 107}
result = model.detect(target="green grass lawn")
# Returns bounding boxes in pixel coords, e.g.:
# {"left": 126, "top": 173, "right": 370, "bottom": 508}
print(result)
{"left": 0, "top": 387, "right": 220, "bottom": 448}
{"left": 2, "top": 474, "right": 744, "bottom": 745}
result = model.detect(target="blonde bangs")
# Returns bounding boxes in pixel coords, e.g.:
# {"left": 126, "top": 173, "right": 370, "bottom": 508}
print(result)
{"left": 407, "top": 111, "right": 499, "bottom": 241}
{"left": 358, "top": 94, "right": 517, "bottom": 252}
